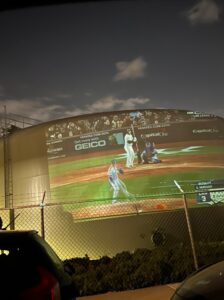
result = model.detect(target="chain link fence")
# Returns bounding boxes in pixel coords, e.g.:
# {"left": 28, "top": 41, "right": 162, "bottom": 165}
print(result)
{"left": 1, "top": 189, "right": 224, "bottom": 273}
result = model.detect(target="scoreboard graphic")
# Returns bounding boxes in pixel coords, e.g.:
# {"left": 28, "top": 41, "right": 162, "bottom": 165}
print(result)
{"left": 195, "top": 179, "right": 224, "bottom": 204}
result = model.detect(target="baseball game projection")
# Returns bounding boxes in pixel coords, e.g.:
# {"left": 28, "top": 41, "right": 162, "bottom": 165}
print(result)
{"left": 45, "top": 109, "right": 224, "bottom": 221}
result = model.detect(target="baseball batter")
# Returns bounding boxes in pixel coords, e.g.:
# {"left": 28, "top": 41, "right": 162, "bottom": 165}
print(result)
{"left": 108, "top": 159, "right": 134, "bottom": 204}
{"left": 124, "top": 128, "right": 136, "bottom": 168}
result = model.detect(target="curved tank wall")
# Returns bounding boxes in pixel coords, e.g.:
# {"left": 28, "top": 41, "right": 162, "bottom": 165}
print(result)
{"left": 0, "top": 139, "right": 4, "bottom": 207}
{"left": 0, "top": 108, "right": 224, "bottom": 259}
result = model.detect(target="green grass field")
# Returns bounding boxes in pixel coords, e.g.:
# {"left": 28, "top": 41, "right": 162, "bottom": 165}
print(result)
{"left": 48, "top": 143, "right": 224, "bottom": 209}
{"left": 50, "top": 168, "right": 224, "bottom": 208}
{"left": 49, "top": 145, "right": 224, "bottom": 177}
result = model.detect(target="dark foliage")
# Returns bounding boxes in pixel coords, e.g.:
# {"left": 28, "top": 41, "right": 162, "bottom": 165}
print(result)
{"left": 64, "top": 242, "right": 224, "bottom": 297}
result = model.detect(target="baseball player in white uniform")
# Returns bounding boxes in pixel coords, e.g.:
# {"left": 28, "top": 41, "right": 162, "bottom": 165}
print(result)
{"left": 108, "top": 159, "right": 134, "bottom": 203}
{"left": 124, "top": 128, "right": 136, "bottom": 168}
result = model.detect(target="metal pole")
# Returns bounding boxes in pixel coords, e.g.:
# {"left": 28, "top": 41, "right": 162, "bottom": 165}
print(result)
{"left": 174, "top": 180, "right": 198, "bottom": 270}
{"left": 40, "top": 191, "right": 46, "bottom": 239}
{"left": 3, "top": 105, "right": 10, "bottom": 208}
{"left": 9, "top": 208, "right": 15, "bottom": 230}
{"left": 182, "top": 193, "right": 199, "bottom": 270}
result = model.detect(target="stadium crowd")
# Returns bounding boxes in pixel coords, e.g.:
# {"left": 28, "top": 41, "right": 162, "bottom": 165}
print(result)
{"left": 45, "top": 110, "right": 214, "bottom": 141}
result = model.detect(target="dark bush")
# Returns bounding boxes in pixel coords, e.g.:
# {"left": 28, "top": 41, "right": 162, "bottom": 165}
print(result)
{"left": 64, "top": 242, "right": 224, "bottom": 297}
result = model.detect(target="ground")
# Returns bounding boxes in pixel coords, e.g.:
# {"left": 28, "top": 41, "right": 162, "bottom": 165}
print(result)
{"left": 77, "top": 283, "right": 179, "bottom": 300}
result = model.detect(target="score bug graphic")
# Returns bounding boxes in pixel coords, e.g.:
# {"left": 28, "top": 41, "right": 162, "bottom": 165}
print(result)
{"left": 195, "top": 180, "right": 224, "bottom": 205}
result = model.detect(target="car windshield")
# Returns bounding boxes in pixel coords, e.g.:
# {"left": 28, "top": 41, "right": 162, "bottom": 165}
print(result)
{"left": 177, "top": 261, "right": 224, "bottom": 299}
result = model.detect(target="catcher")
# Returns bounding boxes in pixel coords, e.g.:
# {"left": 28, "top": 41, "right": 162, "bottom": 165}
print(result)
{"left": 140, "top": 135, "right": 162, "bottom": 164}
{"left": 108, "top": 159, "right": 134, "bottom": 204}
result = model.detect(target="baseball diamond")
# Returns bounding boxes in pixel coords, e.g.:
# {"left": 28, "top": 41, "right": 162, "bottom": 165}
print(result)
{"left": 49, "top": 139, "right": 224, "bottom": 220}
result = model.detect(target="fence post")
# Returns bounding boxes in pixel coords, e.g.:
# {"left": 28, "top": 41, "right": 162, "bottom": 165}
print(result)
{"left": 40, "top": 191, "right": 46, "bottom": 240}
{"left": 9, "top": 208, "right": 15, "bottom": 230}
{"left": 174, "top": 180, "right": 198, "bottom": 270}
{"left": 182, "top": 193, "right": 199, "bottom": 270}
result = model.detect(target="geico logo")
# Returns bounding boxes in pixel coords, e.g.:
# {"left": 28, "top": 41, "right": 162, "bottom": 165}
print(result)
{"left": 75, "top": 140, "right": 106, "bottom": 150}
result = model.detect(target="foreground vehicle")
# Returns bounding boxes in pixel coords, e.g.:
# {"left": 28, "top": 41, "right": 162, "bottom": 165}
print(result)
{"left": 0, "top": 230, "right": 77, "bottom": 300}
{"left": 171, "top": 260, "right": 224, "bottom": 299}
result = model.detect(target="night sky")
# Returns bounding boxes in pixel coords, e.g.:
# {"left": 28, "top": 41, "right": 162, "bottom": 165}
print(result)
{"left": 0, "top": 0, "right": 223, "bottom": 122}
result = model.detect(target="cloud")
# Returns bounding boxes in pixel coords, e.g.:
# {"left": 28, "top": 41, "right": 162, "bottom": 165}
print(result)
{"left": 56, "top": 94, "right": 73, "bottom": 99}
{"left": 0, "top": 96, "right": 150, "bottom": 123}
{"left": 64, "top": 96, "right": 151, "bottom": 117}
{"left": 0, "top": 99, "right": 63, "bottom": 123}
{"left": 114, "top": 57, "right": 147, "bottom": 81}
{"left": 186, "top": 0, "right": 221, "bottom": 24}
{"left": 2, "top": 97, "right": 222, "bottom": 124}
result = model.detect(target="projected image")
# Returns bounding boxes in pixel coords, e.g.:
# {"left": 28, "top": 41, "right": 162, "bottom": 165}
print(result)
{"left": 46, "top": 109, "right": 224, "bottom": 220}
